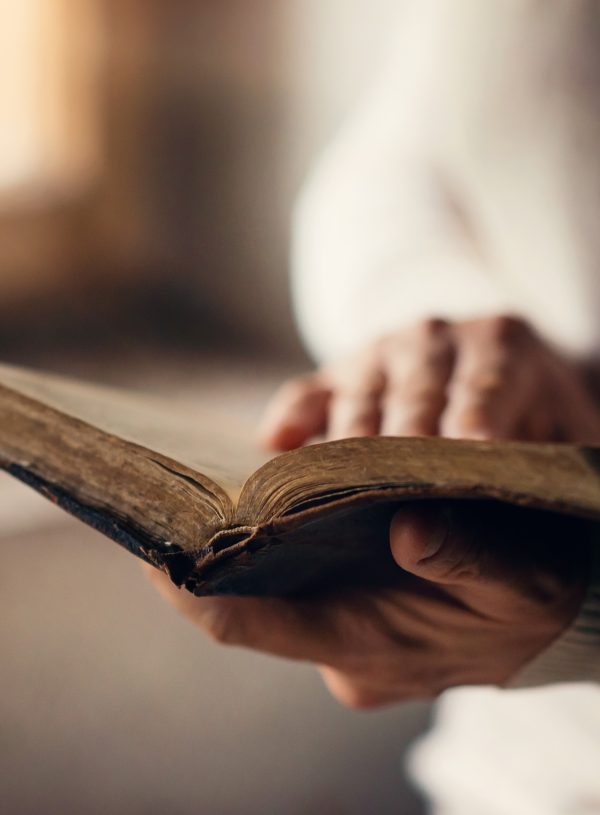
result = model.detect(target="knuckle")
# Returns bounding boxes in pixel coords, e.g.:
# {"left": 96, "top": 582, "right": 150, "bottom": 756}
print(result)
{"left": 278, "top": 376, "right": 318, "bottom": 403}
{"left": 484, "top": 315, "right": 530, "bottom": 345}
{"left": 336, "top": 344, "right": 381, "bottom": 376}
{"left": 451, "top": 363, "right": 513, "bottom": 404}
{"left": 426, "top": 345, "right": 453, "bottom": 371}
{"left": 387, "top": 379, "right": 447, "bottom": 408}
{"left": 417, "top": 317, "right": 449, "bottom": 339}
{"left": 335, "top": 385, "right": 380, "bottom": 403}
{"left": 386, "top": 319, "right": 449, "bottom": 351}
{"left": 334, "top": 374, "right": 384, "bottom": 401}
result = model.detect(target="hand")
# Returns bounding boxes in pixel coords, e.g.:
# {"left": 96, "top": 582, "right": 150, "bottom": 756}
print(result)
{"left": 146, "top": 315, "right": 596, "bottom": 707}
{"left": 146, "top": 502, "right": 589, "bottom": 707}
{"left": 260, "top": 316, "right": 600, "bottom": 448}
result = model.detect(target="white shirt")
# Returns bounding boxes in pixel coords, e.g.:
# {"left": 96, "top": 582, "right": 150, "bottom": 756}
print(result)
{"left": 293, "top": 0, "right": 600, "bottom": 363}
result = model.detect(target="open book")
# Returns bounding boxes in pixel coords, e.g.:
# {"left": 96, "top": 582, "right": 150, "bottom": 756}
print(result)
{"left": 1, "top": 363, "right": 599, "bottom": 596}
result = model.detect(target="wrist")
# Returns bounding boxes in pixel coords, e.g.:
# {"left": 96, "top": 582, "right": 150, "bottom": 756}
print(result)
{"left": 510, "top": 527, "right": 600, "bottom": 688}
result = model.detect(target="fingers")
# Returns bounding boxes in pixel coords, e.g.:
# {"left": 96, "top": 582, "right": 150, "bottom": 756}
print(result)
{"left": 260, "top": 316, "right": 543, "bottom": 449}
{"left": 325, "top": 320, "right": 452, "bottom": 440}
{"left": 389, "top": 506, "right": 459, "bottom": 584}
{"left": 390, "top": 503, "right": 513, "bottom": 593}
{"left": 389, "top": 503, "right": 529, "bottom": 601}
{"left": 147, "top": 566, "right": 427, "bottom": 701}
{"left": 259, "top": 375, "right": 330, "bottom": 450}
{"left": 326, "top": 351, "right": 385, "bottom": 440}
{"left": 145, "top": 565, "right": 337, "bottom": 663}
{"left": 146, "top": 566, "right": 425, "bottom": 707}
{"left": 380, "top": 319, "right": 453, "bottom": 436}
{"left": 388, "top": 502, "right": 581, "bottom": 621}
{"left": 541, "top": 354, "right": 600, "bottom": 443}
{"left": 441, "top": 317, "right": 535, "bottom": 439}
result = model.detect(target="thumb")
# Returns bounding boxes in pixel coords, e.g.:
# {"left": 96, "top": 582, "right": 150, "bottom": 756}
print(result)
{"left": 390, "top": 505, "right": 480, "bottom": 586}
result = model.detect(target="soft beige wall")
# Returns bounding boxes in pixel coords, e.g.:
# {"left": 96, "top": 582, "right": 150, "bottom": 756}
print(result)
{"left": 90, "top": 0, "right": 406, "bottom": 350}
{"left": 0, "top": 1, "right": 406, "bottom": 350}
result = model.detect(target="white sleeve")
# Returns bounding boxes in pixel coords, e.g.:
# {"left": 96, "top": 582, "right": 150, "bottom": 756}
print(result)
{"left": 512, "top": 544, "right": 600, "bottom": 687}
{"left": 292, "top": 1, "right": 600, "bottom": 364}
{"left": 291, "top": 4, "right": 510, "bottom": 364}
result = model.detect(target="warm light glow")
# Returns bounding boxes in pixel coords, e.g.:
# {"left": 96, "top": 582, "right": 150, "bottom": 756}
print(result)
{"left": 0, "top": 0, "right": 102, "bottom": 195}
{"left": 0, "top": 0, "right": 45, "bottom": 187}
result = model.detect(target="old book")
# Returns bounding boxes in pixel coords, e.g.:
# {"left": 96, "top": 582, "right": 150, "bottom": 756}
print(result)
{"left": 0, "top": 363, "right": 599, "bottom": 596}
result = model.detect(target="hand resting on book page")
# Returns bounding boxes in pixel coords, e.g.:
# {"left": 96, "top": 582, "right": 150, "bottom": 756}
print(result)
{"left": 260, "top": 316, "right": 600, "bottom": 447}
{"left": 147, "top": 502, "right": 590, "bottom": 705}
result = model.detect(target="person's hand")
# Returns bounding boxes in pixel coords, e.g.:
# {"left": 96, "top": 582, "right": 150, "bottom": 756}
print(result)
{"left": 146, "top": 502, "right": 589, "bottom": 707}
{"left": 145, "top": 314, "right": 597, "bottom": 707}
{"left": 260, "top": 316, "right": 600, "bottom": 449}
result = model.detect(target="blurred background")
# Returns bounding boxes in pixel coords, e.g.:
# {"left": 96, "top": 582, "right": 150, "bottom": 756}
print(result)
{"left": 0, "top": 1, "right": 430, "bottom": 813}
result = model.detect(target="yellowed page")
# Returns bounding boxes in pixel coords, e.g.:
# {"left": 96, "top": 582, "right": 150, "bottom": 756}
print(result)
{"left": 239, "top": 436, "right": 600, "bottom": 523}
{"left": 0, "top": 363, "right": 269, "bottom": 503}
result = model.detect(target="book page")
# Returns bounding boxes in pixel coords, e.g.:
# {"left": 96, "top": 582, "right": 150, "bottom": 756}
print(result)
{"left": 238, "top": 435, "right": 600, "bottom": 524}
{"left": 0, "top": 363, "right": 269, "bottom": 503}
